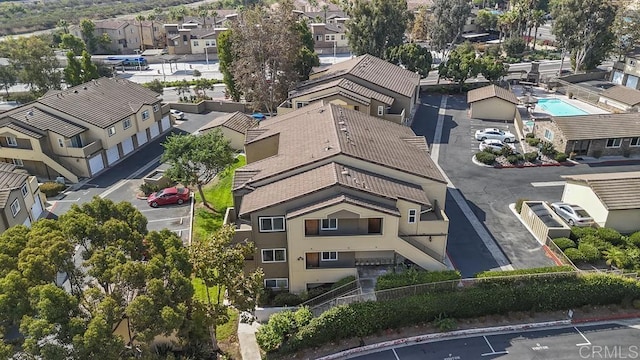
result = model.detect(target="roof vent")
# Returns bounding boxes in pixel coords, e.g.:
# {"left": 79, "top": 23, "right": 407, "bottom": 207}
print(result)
{"left": 27, "top": 110, "right": 33, "bottom": 116}
{"left": 341, "top": 169, "right": 349, "bottom": 176}
{"left": 340, "top": 127, "right": 347, "bottom": 132}
{"left": 73, "top": 90, "right": 78, "bottom": 93}
{"left": 325, "top": 145, "right": 332, "bottom": 151}
{"left": 338, "top": 121, "right": 345, "bottom": 125}
{"left": 83, "top": 86, "right": 87, "bottom": 90}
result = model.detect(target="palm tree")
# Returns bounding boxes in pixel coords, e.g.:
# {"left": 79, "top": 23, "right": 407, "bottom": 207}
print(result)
{"left": 211, "top": 11, "right": 219, "bottom": 29}
{"left": 136, "top": 15, "right": 146, "bottom": 51}
{"left": 57, "top": 19, "right": 69, "bottom": 34}
{"left": 308, "top": 0, "right": 319, "bottom": 12}
{"left": 146, "top": 14, "right": 157, "bottom": 48}
{"left": 530, "top": 9, "right": 546, "bottom": 51}
{"left": 322, "top": 4, "right": 329, "bottom": 23}
{"left": 603, "top": 248, "right": 628, "bottom": 269}
{"left": 199, "top": 8, "right": 209, "bottom": 29}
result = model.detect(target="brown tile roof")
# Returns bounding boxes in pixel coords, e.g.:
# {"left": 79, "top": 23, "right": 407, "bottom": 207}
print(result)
{"left": 2, "top": 121, "right": 44, "bottom": 139}
{"left": 289, "top": 78, "right": 395, "bottom": 105}
{"left": 37, "top": 78, "right": 161, "bottom": 129}
{"left": 238, "top": 162, "right": 431, "bottom": 215}
{"left": 552, "top": 113, "right": 640, "bottom": 140}
{"left": 94, "top": 20, "right": 128, "bottom": 30}
{"left": 238, "top": 103, "right": 445, "bottom": 187}
{"left": 0, "top": 162, "right": 28, "bottom": 208}
{"left": 3, "top": 106, "right": 86, "bottom": 138}
{"left": 286, "top": 194, "right": 400, "bottom": 219}
{"left": 562, "top": 172, "right": 640, "bottom": 210}
{"left": 307, "top": 54, "right": 420, "bottom": 98}
{"left": 199, "top": 112, "right": 258, "bottom": 134}
{"left": 467, "top": 85, "right": 519, "bottom": 104}
{"left": 601, "top": 85, "right": 640, "bottom": 106}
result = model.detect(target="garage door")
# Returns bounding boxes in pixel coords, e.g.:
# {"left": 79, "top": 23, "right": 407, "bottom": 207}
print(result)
{"left": 31, "top": 198, "right": 43, "bottom": 220}
{"left": 149, "top": 122, "right": 160, "bottom": 139}
{"left": 122, "top": 137, "right": 134, "bottom": 155}
{"left": 161, "top": 116, "right": 171, "bottom": 132}
{"left": 106, "top": 145, "right": 120, "bottom": 165}
{"left": 88, "top": 153, "right": 105, "bottom": 176}
{"left": 136, "top": 130, "right": 148, "bottom": 147}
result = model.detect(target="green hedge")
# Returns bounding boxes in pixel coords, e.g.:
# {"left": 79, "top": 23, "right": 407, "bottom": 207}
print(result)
{"left": 331, "top": 275, "right": 357, "bottom": 290}
{"left": 552, "top": 238, "right": 576, "bottom": 251}
{"left": 270, "top": 274, "right": 640, "bottom": 353}
{"left": 375, "top": 269, "right": 461, "bottom": 291}
{"left": 476, "top": 265, "right": 575, "bottom": 278}
{"left": 40, "top": 182, "right": 66, "bottom": 197}
{"left": 475, "top": 151, "right": 496, "bottom": 165}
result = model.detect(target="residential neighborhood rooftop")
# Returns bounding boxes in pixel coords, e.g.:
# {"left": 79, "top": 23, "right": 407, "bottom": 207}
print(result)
{"left": 2, "top": 106, "right": 86, "bottom": 138}
{"left": 288, "top": 78, "right": 395, "bottom": 105}
{"left": 0, "top": 162, "right": 28, "bottom": 208}
{"left": 562, "top": 172, "right": 640, "bottom": 210}
{"left": 199, "top": 111, "right": 258, "bottom": 134}
{"left": 551, "top": 113, "right": 640, "bottom": 140}
{"left": 467, "top": 84, "right": 519, "bottom": 104}
{"left": 601, "top": 85, "right": 640, "bottom": 106}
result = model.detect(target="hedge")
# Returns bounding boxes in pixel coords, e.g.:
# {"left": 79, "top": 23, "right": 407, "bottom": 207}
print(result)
{"left": 597, "top": 227, "right": 624, "bottom": 245}
{"left": 629, "top": 232, "right": 640, "bottom": 247}
{"left": 331, "top": 275, "right": 357, "bottom": 290}
{"left": 476, "top": 265, "right": 575, "bottom": 278}
{"left": 475, "top": 151, "right": 496, "bottom": 165}
{"left": 552, "top": 238, "right": 576, "bottom": 251}
{"left": 269, "top": 274, "right": 640, "bottom": 353}
{"left": 578, "top": 242, "right": 602, "bottom": 262}
{"left": 40, "top": 182, "right": 66, "bottom": 197}
{"left": 375, "top": 269, "right": 462, "bottom": 291}
{"left": 565, "top": 248, "right": 586, "bottom": 263}
{"left": 524, "top": 151, "right": 538, "bottom": 162}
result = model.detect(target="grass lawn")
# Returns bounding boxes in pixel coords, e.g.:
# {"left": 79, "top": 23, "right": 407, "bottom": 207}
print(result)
{"left": 193, "top": 155, "right": 246, "bottom": 241}
{"left": 191, "top": 277, "right": 239, "bottom": 342}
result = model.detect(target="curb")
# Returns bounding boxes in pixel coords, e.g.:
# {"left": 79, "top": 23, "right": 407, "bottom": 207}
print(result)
{"left": 572, "top": 313, "right": 640, "bottom": 324}
{"left": 316, "top": 320, "right": 572, "bottom": 360}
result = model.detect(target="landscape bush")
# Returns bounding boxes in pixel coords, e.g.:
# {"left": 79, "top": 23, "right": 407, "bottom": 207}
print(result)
{"left": 552, "top": 238, "right": 576, "bottom": 251}
{"left": 476, "top": 265, "right": 575, "bottom": 277}
{"left": 39, "top": 181, "right": 66, "bottom": 197}
{"left": 524, "top": 151, "right": 539, "bottom": 162}
{"left": 525, "top": 137, "right": 541, "bottom": 147}
{"left": 330, "top": 275, "right": 357, "bottom": 290}
{"left": 139, "top": 183, "right": 161, "bottom": 197}
{"left": 578, "top": 242, "right": 602, "bottom": 262}
{"left": 255, "top": 307, "right": 312, "bottom": 352}
{"left": 628, "top": 232, "right": 640, "bottom": 247}
{"left": 554, "top": 152, "right": 568, "bottom": 162}
{"left": 475, "top": 151, "right": 496, "bottom": 165}
{"left": 597, "top": 227, "right": 624, "bottom": 246}
{"left": 515, "top": 198, "right": 528, "bottom": 214}
{"left": 580, "top": 235, "right": 614, "bottom": 252}
{"left": 570, "top": 226, "right": 597, "bottom": 240}
{"left": 375, "top": 269, "right": 461, "bottom": 291}
{"left": 272, "top": 292, "right": 303, "bottom": 307}
{"left": 525, "top": 133, "right": 535, "bottom": 139}
{"left": 540, "top": 141, "right": 557, "bottom": 156}
{"left": 564, "top": 248, "right": 587, "bottom": 263}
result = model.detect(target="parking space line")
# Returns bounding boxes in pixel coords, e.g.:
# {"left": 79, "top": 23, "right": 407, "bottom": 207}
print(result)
{"left": 147, "top": 216, "right": 186, "bottom": 223}
{"left": 531, "top": 181, "right": 566, "bottom": 187}
{"left": 574, "top": 326, "right": 591, "bottom": 346}
{"left": 481, "top": 335, "right": 509, "bottom": 356}
{"left": 52, "top": 198, "right": 80, "bottom": 202}
{"left": 391, "top": 348, "right": 400, "bottom": 360}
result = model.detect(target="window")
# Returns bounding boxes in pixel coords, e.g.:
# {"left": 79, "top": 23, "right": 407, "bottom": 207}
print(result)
{"left": 340, "top": 34, "right": 345, "bottom": 40}
{"left": 321, "top": 218, "right": 338, "bottom": 230}
{"left": 354, "top": 105, "right": 360, "bottom": 111}
{"left": 107, "top": 126, "right": 116, "bottom": 137}
{"left": 6, "top": 136, "right": 17, "bottom": 147}
{"left": 21, "top": 183, "right": 28, "bottom": 197}
{"left": 324, "top": 34, "right": 335, "bottom": 41}
{"left": 264, "top": 278, "right": 288, "bottom": 289}
{"left": 262, "top": 249, "right": 286, "bottom": 263}
{"left": 296, "top": 101, "right": 309, "bottom": 109}
{"left": 142, "top": 110, "right": 150, "bottom": 120}
{"left": 408, "top": 209, "right": 417, "bottom": 224}
{"left": 193, "top": 40, "right": 199, "bottom": 46}
{"left": 377, "top": 105, "right": 384, "bottom": 116}
{"left": 630, "top": 137, "right": 640, "bottom": 147}
{"left": 123, "top": 118, "right": 132, "bottom": 130}
{"left": 10, "top": 199, "right": 20, "bottom": 217}
{"left": 210, "top": 40, "right": 217, "bottom": 47}
{"left": 631, "top": 60, "right": 637, "bottom": 67}
{"left": 259, "top": 216, "right": 285, "bottom": 232}
{"left": 58, "top": 138, "right": 65, "bottom": 148}
{"left": 321, "top": 251, "right": 338, "bottom": 261}
{"left": 606, "top": 138, "right": 622, "bottom": 148}
{"left": 153, "top": 104, "right": 160, "bottom": 112}
{"left": 544, "top": 129, "right": 554, "bottom": 141}
{"left": 316, "top": 35, "right": 322, "bottom": 41}
{"left": 12, "top": 158, "right": 23, "bottom": 167}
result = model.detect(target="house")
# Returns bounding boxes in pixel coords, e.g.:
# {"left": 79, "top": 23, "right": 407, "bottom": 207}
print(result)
{"left": 0, "top": 78, "right": 169, "bottom": 183}
{"left": 467, "top": 85, "right": 519, "bottom": 121}
{"left": 532, "top": 113, "right": 640, "bottom": 158}
{"left": 561, "top": 172, "right": 640, "bottom": 233}
{"left": 598, "top": 85, "right": 640, "bottom": 112}
{"left": 280, "top": 54, "right": 421, "bottom": 124}
{"left": 225, "top": 102, "right": 450, "bottom": 294}
{"left": 308, "top": 18, "right": 349, "bottom": 55}
{"left": 70, "top": 20, "right": 141, "bottom": 54}
{"left": 198, "top": 112, "right": 258, "bottom": 150}
{"left": 611, "top": 47, "right": 640, "bottom": 89}
{"left": 0, "top": 162, "right": 46, "bottom": 232}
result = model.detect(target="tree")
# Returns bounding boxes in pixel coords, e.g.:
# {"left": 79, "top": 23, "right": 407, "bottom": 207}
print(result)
{"left": 0, "top": 36, "right": 62, "bottom": 94}
{"left": 479, "top": 56, "right": 509, "bottom": 83}
{"left": 385, "top": 43, "right": 433, "bottom": 78}
{"left": 161, "top": 131, "right": 234, "bottom": 208}
{"left": 344, "top": 0, "right": 411, "bottom": 58}
{"left": 136, "top": 15, "right": 146, "bottom": 51}
{"left": 551, "top": 0, "right": 617, "bottom": 72}
{"left": 503, "top": 36, "right": 527, "bottom": 58}
{"left": 190, "top": 225, "right": 263, "bottom": 352}
{"left": 476, "top": 9, "right": 499, "bottom": 32}
{"left": 438, "top": 42, "right": 480, "bottom": 92}
{"left": 146, "top": 14, "right": 157, "bottom": 48}
{"left": 0, "top": 64, "right": 17, "bottom": 97}
{"left": 64, "top": 50, "right": 99, "bottom": 87}
{"left": 80, "top": 19, "right": 98, "bottom": 54}
{"left": 198, "top": 6, "right": 210, "bottom": 29}
{"left": 80, "top": 50, "right": 99, "bottom": 83}
{"left": 613, "top": 6, "right": 640, "bottom": 59}
{"left": 60, "top": 34, "right": 86, "bottom": 56}
{"left": 530, "top": 9, "right": 546, "bottom": 50}
{"left": 411, "top": 6, "right": 432, "bottom": 42}
{"left": 168, "top": 6, "right": 188, "bottom": 22}
{"left": 293, "top": 19, "right": 320, "bottom": 81}
{"left": 430, "top": 0, "right": 472, "bottom": 59}
{"left": 57, "top": 19, "right": 69, "bottom": 34}
{"left": 218, "top": 29, "right": 241, "bottom": 102}
{"left": 603, "top": 247, "right": 629, "bottom": 268}
{"left": 145, "top": 79, "right": 164, "bottom": 94}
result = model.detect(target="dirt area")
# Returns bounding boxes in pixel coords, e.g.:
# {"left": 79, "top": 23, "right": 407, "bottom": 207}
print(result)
{"left": 274, "top": 304, "right": 640, "bottom": 360}
{"left": 219, "top": 336, "right": 241, "bottom": 360}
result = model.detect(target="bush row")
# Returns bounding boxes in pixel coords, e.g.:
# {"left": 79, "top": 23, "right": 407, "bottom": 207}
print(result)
{"left": 40, "top": 181, "right": 66, "bottom": 197}
{"left": 562, "top": 227, "right": 640, "bottom": 269}
{"left": 476, "top": 265, "right": 575, "bottom": 278}
{"left": 375, "top": 269, "right": 461, "bottom": 290}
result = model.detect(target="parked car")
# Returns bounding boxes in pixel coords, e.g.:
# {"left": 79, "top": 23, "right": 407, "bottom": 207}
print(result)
{"left": 475, "top": 128, "right": 517, "bottom": 143}
{"left": 147, "top": 187, "right": 190, "bottom": 207}
{"left": 170, "top": 109, "right": 185, "bottom": 120}
{"left": 550, "top": 202, "right": 594, "bottom": 227}
{"left": 479, "top": 139, "right": 516, "bottom": 153}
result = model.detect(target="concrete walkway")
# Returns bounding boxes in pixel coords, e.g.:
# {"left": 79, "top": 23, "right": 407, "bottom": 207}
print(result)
{"left": 238, "top": 315, "right": 262, "bottom": 360}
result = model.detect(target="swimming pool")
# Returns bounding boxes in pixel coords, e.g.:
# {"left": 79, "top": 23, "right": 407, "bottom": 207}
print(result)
{"left": 537, "top": 98, "right": 589, "bottom": 116}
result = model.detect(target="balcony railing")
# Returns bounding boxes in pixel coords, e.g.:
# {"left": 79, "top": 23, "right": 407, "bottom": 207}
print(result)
{"left": 65, "top": 139, "right": 103, "bottom": 158}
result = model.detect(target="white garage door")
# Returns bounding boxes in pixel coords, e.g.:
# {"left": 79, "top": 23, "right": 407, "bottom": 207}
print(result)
{"left": 161, "top": 116, "right": 171, "bottom": 132}
{"left": 31, "top": 198, "right": 43, "bottom": 220}
{"left": 136, "top": 130, "right": 148, "bottom": 146}
{"left": 149, "top": 122, "right": 160, "bottom": 139}
{"left": 122, "top": 137, "right": 134, "bottom": 155}
{"left": 106, "top": 145, "right": 120, "bottom": 165}
{"left": 88, "top": 153, "right": 105, "bottom": 176}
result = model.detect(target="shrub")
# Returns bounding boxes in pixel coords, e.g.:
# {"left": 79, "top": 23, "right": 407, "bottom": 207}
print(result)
{"left": 597, "top": 227, "right": 624, "bottom": 246}
{"left": 540, "top": 141, "right": 556, "bottom": 156}
{"left": 192, "top": 69, "right": 201, "bottom": 77}
{"left": 256, "top": 307, "right": 312, "bottom": 352}
{"left": 525, "top": 133, "right": 535, "bottom": 139}
{"left": 580, "top": 235, "right": 614, "bottom": 252}
{"left": 564, "top": 248, "right": 587, "bottom": 263}
{"left": 571, "top": 226, "right": 597, "bottom": 240}
{"left": 331, "top": 275, "right": 357, "bottom": 290}
{"left": 524, "top": 151, "right": 539, "bottom": 162}
{"left": 634, "top": 299, "right": 640, "bottom": 310}
{"left": 143, "top": 78, "right": 164, "bottom": 94}
{"left": 525, "top": 137, "right": 541, "bottom": 147}
{"left": 475, "top": 151, "right": 496, "bottom": 165}
{"left": 504, "top": 36, "right": 526, "bottom": 58}
{"left": 515, "top": 198, "right": 528, "bottom": 214}
{"left": 139, "top": 183, "right": 161, "bottom": 197}
{"left": 272, "top": 292, "right": 303, "bottom": 307}
{"left": 476, "top": 265, "right": 574, "bottom": 277}
{"left": 434, "top": 314, "right": 457, "bottom": 332}
{"left": 555, "top": 152, "right": 568, "bottom": 162}
{"left": 628, "top": 232, "right": 640, "bottom": 247}
{"left": 578, "top": 242, "right": 602, "bottom": 262}
{"left": 40, "top": 181, "right": 66, "bottom": 197}
{"left": 375, "top": 269, "right": 461, "bottom": 291}
{"left": 505, "top": 154, "right": 518, "bottom": 164}
{"left": 552, "top": 237, "right": 576, "bottom": 251}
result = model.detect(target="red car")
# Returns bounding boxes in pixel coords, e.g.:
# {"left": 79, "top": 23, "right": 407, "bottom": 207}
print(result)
{"left": 147, "top": 187, "right": 190, "bottom": 207}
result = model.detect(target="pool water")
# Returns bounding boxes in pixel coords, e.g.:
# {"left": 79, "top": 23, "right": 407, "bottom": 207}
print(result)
{"left": 537, "top": 98, "right": 589, "bottom": 116}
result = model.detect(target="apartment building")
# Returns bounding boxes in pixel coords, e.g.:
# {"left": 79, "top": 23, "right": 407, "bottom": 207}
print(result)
{"left": 0, "top": 78, "right": 169, "bottom": 183}
{"left": 0, "top": 162, "right": 46, "bottom": 232}
{"left": 225, "top": 102, "right": 450, "bottom": 294}
{"left": 70, "top": 20, "right": 141, "bottom": 54}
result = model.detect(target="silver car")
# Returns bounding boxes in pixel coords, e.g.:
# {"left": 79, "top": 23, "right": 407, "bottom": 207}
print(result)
{"left": 475, "top": 128, "right": 517, "bottom": 142}
{"left": 550, "top": 202, "right": 594, "bottom": 227}
{"left": 170, "top": 109, "right": 185, "bottom": 120}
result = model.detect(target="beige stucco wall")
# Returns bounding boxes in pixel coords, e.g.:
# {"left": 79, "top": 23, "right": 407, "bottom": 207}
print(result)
{"left": 245, "top": 134, "right": 279, "bottom": 164}
{"left": 1, "top": 188, "right": 30, "bottom": 230}
{"left": 203, "top": 126, "right": 245, "bottom": 151}
{"left": 470, "top": 98, "right": 516, "bottom": 121}
{"left": 598, "top": 97, "right": 632, "bottom": 112}
{"left": 605, "top": 210, "right": 640, "bottom": 234}
{"left": 561, "top": 181, "right": 609, "bottom": 227}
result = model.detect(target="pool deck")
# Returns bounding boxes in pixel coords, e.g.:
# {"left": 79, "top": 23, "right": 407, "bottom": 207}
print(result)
{"left": 512, "top": 84, "right": 609, "bottom": 121}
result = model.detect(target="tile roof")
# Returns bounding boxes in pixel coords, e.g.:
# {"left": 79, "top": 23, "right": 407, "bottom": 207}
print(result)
{"left": 551, "top": 113, "right": 640, "bottom": 140}
{"left": 286, "top": 194, "right": 400, "bottom": 219}
{"left": 562, "top": 172, "right": 640, "bottom": 210}
{"left": 3, "top": 107, "right": 86, "bottom": 138}
{"left": 238, "top": 103, "right": 445, "bottom": 187}
{"left": 238, "top": 162, "right": 431, "bottom": 215}
{"left": 467, "top": 85, "right": 519, "bottom": 104}
{"left": 94, "top": 20, "right": 128, "bottom": 30}
{"left": 307, "top": 54, "right": 420, "bottom": 98}
{"left": 37, "top": 78, "right": 161, "bottom": 129}
{"left": 199, "top": 112, "right": 258, "bottom": 134}
{"left": 0, "top": 162, "right": 28, "bottom": 208}
{"left": 1, "top": 121, "right": 44, "bottom": 139}
{"left": 289, "top": 78, "right": 395, "bottom": 105}
{"left": 601, "top": 85, "right": 640, "bottom": 106}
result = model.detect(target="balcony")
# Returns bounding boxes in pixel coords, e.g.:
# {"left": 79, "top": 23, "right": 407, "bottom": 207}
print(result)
{"left": 64, "top": 139, "right": 103, "bottom": 158}
{"left": 304, "top": 218, "right": 383, "bottom": 237}
{"left": 305, "top": 251, "right": 355, "bottom": 269}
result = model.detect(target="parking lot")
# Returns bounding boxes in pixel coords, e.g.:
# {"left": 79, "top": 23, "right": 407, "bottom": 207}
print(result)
{"left": 349, "top": 322, "right": 640, "bottom": 360}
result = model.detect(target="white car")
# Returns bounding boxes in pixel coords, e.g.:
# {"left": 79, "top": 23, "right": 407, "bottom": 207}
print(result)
{"left": 479, "top": 139, "right": 516, "bottom": 153}
{"left": 475, "top": 128, "right": 517, "bottom": 143}
{"left": 550, "top": 202, "right": 594, "bottom": 227}
{"left": 170, "top": 109, "right": 185, "bottom": 120}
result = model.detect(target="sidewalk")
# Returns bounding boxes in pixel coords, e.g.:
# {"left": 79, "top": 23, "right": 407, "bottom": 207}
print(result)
{"left": 238, "top": 314, "right": 261, "bottom": 360}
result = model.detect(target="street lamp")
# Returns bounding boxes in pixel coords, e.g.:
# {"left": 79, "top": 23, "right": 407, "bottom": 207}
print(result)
{"left": 205, "top": 46, "right": 209, "bottom": 67}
